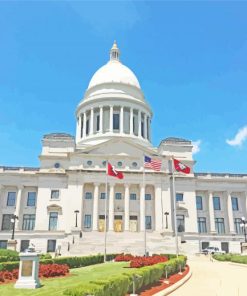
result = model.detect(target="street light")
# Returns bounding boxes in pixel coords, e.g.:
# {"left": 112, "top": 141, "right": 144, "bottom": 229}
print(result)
{"left": 164, "top": 212, "right": 169, "bottom": 229}
{"left": 74, "top": 210, "right": 79, "bottom": 228}
{"left": 240, "top": 216, "right": 247, "bottom": 242}
{"left": 10, "top": 214, "right": 18, "bottom": 240}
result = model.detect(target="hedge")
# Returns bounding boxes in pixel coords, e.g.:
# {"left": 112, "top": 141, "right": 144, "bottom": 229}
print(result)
{"left": 64, "top": 255, "right": 187, "bottom": 296}
{"left": 0, "top": 249, "right": 19, "bottom": 263}
{"left": 213, "top": 254, "right": 247, "bottom": 264}
{"left": 0, "top": 253, "right": 117, "bottom": 271}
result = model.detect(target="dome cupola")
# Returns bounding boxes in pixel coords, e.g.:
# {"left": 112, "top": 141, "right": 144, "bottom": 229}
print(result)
{"left": 76, "top": 42, "right": 152, "bottom": 147}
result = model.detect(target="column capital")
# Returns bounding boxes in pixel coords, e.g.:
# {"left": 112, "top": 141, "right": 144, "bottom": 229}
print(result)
{"left": 17, "top": 185, "right": 24, "bottom": 191}
{"left": 226, "top": 190, "right": 232, "bottom": 196}
{"left": 93, "top": 182, "right": 100, "bottom": 187}
{"left": 109, "top": 182, "right": 115, "bottom": 188}
{"left": 124, "top": 183, "right": 130, "bottom": 189}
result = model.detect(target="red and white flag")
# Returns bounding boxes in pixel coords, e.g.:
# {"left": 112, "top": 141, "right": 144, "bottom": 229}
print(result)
{"left": 107, "top": 163, "right": 124, "bottom": 179}
{"left": 173, "top": 158, "right": 190, "bottom": 174}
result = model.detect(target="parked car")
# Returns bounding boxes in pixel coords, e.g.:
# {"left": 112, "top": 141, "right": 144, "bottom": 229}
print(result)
{"left": 202, "top": 246, "right": 226, "bottom": 255}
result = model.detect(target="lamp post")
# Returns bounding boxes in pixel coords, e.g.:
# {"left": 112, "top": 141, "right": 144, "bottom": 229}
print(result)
{"left": 11, "top": 214, "right": 18, "bottom": 240}
{"left": 164, "top": 212, "right": 169, "bottom": 229}
{"left": 74, "top": 210, "right": 79, "bottom": 228}
{"left": 240, "top": 216, "right": 247, "bottom": 242}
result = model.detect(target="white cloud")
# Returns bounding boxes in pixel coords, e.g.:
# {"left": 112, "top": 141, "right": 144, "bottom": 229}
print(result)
{"left": 192, "top": 140, "right": 201, "bottom": 154}
{"left": 226, "top": 126, "right": 247, "bottom": 147}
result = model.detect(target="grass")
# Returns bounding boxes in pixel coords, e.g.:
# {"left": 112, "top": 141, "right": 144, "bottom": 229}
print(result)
{"left": 0, "top": 262, "right": 129, "bottom": 296}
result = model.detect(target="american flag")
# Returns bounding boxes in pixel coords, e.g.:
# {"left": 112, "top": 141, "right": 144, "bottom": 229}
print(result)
{"left": 144, "top": 156, "right": 162, "bottom": 171}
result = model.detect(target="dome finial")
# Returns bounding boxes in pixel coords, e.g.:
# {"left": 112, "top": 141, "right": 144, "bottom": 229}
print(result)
{"left": 110, "top": 40, "right": 120, "bottom": 61}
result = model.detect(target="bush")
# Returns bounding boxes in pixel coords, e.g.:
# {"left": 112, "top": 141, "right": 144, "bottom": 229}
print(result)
{"left": 39, "top": 253, "right": 52, "bottom": 260}
{"left": 0, "top": 261, "right": 19, "bottom": 272}
{"left": 0, "top": 249, "right": 19, "bottom": 263}
{"left": 39, "top": 264, "right": 69, "bottom": 278}
{"left": 213, "top": 253, "right": 247, "bottom": 264}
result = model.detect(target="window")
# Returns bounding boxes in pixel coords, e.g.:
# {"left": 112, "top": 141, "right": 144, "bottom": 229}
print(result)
{"left": 234, "top": 218, "right": 243, "bottom": 234}
{"left": 96, "top": 115, "right": 100, "bottom": 132}
{"left": 49, "top": 212, "right": 58, "bottom": 231}
{"left": 215, "top": 218, "right": 225, "bottom": 234}
{"left": 117, "top": 161, "right": 122, "bottom": 167}
{"left": 145, "top": 194, "right": 151, "bottom": 200}
{"left": 47, "top": 240, "right": 56, "bottom": 252}
{"left": 86, "top": 119, "right": 89, "bottom": 135}
{"left": 115, "top": 193, "right": 122, "bottom": 200}
{"left": 87, "top": 160, "right": 92, "bottom": 166}
{"left": 27, "top": 192, "right": 36, "bottom": 207}
{"left": 1, "top": 214, "right": 12, "bottom": 230}
{"left": 51, "top": 190, "right": 59, "bottom": 200}
{"left": 113, "top": 113, "right": 120, "bottom": 130}
{"left": 213, "top": 196, "right": 221, "bottom": 210}
{"left": 177, "top": 215, "right": 185, "bottom": 232}
{"left": 231, "top": 197, "right": 239, "bottom": 211}
{"left": 197, "top": 217, "right": 207, "bottom": 233}
{"left": 145, "top": 216, "right": 152, "bottom": 230}
{"left": 22, "top": 214, "right": 35, "bottom": 230}
{"left": 176, "top": 193, "right": 183, "bottom": 202}
{"left": 20, "top": 240, "right": 30, "bottom": 252}
{"left": 100, "top": 193, "right": 106, "bottom": 199}
{"left": 141, "top": 121, "right": 144, "bottom": 137}
{"left": 7, "top": 192, "right": 16, "bottom": 206}
{"left": 84, "top": 215, "right": 92, "bottom": 229}
{"left": 85, "top": 192, "right": 92, "bottom": 199}
{"left": 132, "top": 162, "right": 138, "bottom": 168}
{"left": 0, "top": 240, "right": 7, "bottom": 249}
{"left": 130, "top": 193, "right": 137, "bottom": 200}
{"left": 196, "top": 196, "right": 203, "bottom": 210}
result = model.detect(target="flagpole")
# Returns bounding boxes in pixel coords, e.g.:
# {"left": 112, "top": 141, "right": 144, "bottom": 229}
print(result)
{"left": 143, "top": 156, "right": 147, "bottom": 256}
{"left": 104, "top": 160, "right": 108, "bottom": 263}
{"left": 171, "top": 158, "right": 179, "bottom": 258}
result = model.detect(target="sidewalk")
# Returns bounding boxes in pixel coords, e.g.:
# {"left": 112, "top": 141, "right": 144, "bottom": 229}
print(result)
{"left": 171, "top": 254, "right": 247, "bottom": 296}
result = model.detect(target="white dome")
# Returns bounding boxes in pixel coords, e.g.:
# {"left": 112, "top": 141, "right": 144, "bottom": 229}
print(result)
{"left": 88, "top": 60, "right": 141, "bottom": 89}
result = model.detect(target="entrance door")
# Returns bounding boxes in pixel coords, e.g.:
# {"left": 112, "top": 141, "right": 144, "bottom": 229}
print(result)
{"left": 201, "top": 242, "right": 209, "bottom": 250}
{"left": 129, "top": 215, "right": 138, "bottom": 232}
{"left": 221, "top": 242, "right": 229, "bottom": 253}
{"left": 98, "top": 215, "right": 106, "bottom": 232}
{"left": 114, "top": 215, "right": 123, "bottom": 232}
{"left": 20, "top": 240, "right": 30, "bottom": 252}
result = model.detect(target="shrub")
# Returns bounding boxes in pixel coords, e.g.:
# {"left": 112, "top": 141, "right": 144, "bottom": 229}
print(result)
{"left": 0, "top": 250, "right": 19, "bottom": 263}
{"left": 39, "top": 253, "right": 52, "bottom": 260}
{"left": 116, "top": 254, "right": 168, "bottom": 268}
{"left": 213, "top": 254, "right": 247, "bottom": 264}
{"left": 0, "top": 261, "right": 19, "bottom": 272}
{"left": 39, "top": 264, "right": 69, "bottom": 278}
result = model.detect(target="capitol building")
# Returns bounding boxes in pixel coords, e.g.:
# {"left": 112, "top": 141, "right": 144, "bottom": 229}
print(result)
{"left": 0, "top": 42, "right": 246, "bottom": 255}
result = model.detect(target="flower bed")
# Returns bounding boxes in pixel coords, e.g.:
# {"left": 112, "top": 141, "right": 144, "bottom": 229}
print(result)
{"left": 115, "top": 254, "right": 168, "bottom": 268}
{"left": 0, "top": 263, "right": 69, "bottom": 284}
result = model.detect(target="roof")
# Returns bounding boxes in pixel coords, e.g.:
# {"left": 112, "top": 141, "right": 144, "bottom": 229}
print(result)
{"left": 43, "top": 133, "right": 74, "bottom": 140}
{"left": 160, "top": 137, "right": 192, "bottom": 145}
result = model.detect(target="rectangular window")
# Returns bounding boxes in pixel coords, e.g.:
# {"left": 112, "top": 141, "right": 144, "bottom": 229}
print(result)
{"left": 49, "top": 212, "right": 58, "bottom": 231}
{"left": 145, "top": 216, "right": 152, "bottom": 230}
{"left": 196, "top": 196, "right": 203, "bottom": 210}
{"left": 213, "top": 196, "right": 221, "bottom": 210}
{"left": 145, "top": 194, "right": 151, "bottom": 200}
{"left": 1, "top": 214, "right": 12, "bottom": 230}
{"left": 0, "top": 240, "right": 7, "bottom": 249}
{"left": 231, "top": 197, "right": 239, "bottom": 211}
{"left": 113, "top": 113, "right": 120, "bottom": 130}
{"left": 7, "top": 192, "right": 16, "bottom": 206}
{"left": 130, "top": 193, "right": 137, "bottom": 200}
{"left": 96, "top": 115, "right": 100, "bottom": 132}
{"left": 197, "top": 217, "right": 207, "bottom": 233}
{"left": 47, "top": 240, "right": 56, "bottom": 252}
{"left": 100, "top": 192, "right": 106, "bottom": 199}
{"left": 22, "top": 214, "right": 36, "bottom": 230}
{"left": 51, "top": 190, "right": 59, "bottom": 200}
{"left": 176, "top": 193, "right": 183, "bottom": 202}
{"left": 177, "top": 215, "right": 185, "bottom": 232}
{"left": 115, "top": 193, "right": 122, "bottom": 200}
{"left": 141, "top": 121, "right": 144, "bottom": 137}
{"left": 27, "top": 192, "right": 36, "bottom": 207}
{"left": 234, "top": 218, "right": 243, "bottom": 234}
{"left": 86, "top": 119, "right": 90, "bottom": 135}
{"left": 85, "top": 192, "right": 92, "bottom": 199}
{"left": 215, "top": 218, "right": 225, "bottom": 234}
{"left": 84, "top": 215, "right": 92, "bottom": 229}
{"left": 20, "top": 240, "right": 30, "bottom": 252}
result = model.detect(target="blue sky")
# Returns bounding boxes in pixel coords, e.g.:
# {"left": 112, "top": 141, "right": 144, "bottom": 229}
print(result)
{"left": 0, "top": 1, "right": 247, "bottom": 173}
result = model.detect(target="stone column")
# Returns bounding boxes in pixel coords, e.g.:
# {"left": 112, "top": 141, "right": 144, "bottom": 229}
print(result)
{"left": 100, "top": 106, "right": 103, "bottom": 133}
{"left": 144, "top": 114, "right": 147, "bottom": 139}
{"left": 120, "top": 106, "right": 124, "bottom": 134}
{"left": 15, "top": 185, "right": 23, "bottom": 230}
{"left": 208, "top": 191, "right": 216, "bottom": 233}
{"left": 80, "top": 115, "right": 83, "bottom": 138}
{"left": 147, "top": 116, "right": 149, "bottom": 140}
{"left": 124, "top": 184, "right": 130, "bottom": 231}
{"left": 138, "top": 110, "right": 141, "bottom": 137}
{"left": 76, "top": 116, "right": 79, "bottom": 142}
{"left": 90, "top": 108, "right": 94, "bottom": 135}
{"left": 0, "top": 185, "right": 3, "bottom": 225}
{"left": 92, "top": 183, "right": 99, "bottom": 231}
{"left": 83, "top": 112, "right": 87, "bottom": 137}
{"left": 140, "top": 184, "right": 145, "bottom": 231}
{"left": 155, "top": 185, "right": 162, "bottom": 231}
{"left": 227, "top": 191, "right": 235, "bottom": 233}
{"left": 109, "top": 105, "right": 113, "bottom": 133}
{"left": 108, "top": 183, "right": 114, "bottom": 231}
{"left": 130, "top": 108, "right": 134, "bottom": 135}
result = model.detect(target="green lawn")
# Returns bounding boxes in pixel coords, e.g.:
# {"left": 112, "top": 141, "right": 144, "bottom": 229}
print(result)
{"left": 0, "top": 262, "right": 129, "bottom": 296}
